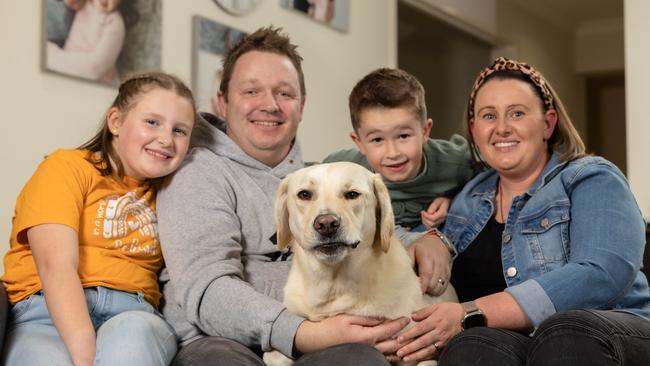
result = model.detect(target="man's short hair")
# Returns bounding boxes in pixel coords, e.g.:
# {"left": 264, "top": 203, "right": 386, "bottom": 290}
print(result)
{"left": 219, "top": 26, "right": 305, "bottom": 100}
{"left": 349, "top": 68, "right": 427, "bottom": 130}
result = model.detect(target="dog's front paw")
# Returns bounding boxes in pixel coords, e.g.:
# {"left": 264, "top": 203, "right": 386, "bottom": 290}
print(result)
{"left": 263, "top": 350, "right": 294, "bottom": 366}
{"left": 415, "top": 361, "right": 436, "bottom": 366}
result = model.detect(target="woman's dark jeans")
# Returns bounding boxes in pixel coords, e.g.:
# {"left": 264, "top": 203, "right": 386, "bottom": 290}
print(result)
{"left": 439, "top": 309, "right": 650, "bottom": 366}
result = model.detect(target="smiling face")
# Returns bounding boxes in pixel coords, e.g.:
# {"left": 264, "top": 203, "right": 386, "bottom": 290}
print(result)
{"left": 218, "top": 51, "right": 304, "bottom": 167}
{"left": 350, "top": 106, "right": 432, "bottom": 183}
{"left": 108, "top": 88, "right": 195, "bottom": 180}
{"left": 470, "top": 78, "right": 557, "bottom": 180}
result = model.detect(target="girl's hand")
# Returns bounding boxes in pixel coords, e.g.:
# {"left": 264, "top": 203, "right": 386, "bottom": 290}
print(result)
{"left": 395, "top": 302, "right": 464, "bottom": 362}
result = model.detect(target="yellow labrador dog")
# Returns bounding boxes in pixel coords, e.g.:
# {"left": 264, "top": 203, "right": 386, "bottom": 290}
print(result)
{"left": 263, "top": 162, "right": 457, "bottom": 366}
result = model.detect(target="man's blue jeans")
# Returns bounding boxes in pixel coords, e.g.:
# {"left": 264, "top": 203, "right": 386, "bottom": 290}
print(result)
{"left": 439, "top": 309, "right": 650, "bottom": 366}
{"left": 2, "top": 286, "right": 177, "bottom": 365}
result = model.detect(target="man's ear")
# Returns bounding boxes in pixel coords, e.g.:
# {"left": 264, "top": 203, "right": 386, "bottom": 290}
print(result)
{"left": 217, "top": 91, "right": 227, "bottom": 118}
{"left": 350, "top": 131, "right": 367, "bottom": 155}
{"left": 299, "top": 95, "right": 306, "bottom": 114}
{"left": 422, "top": 118, "right": 433, "bottom": 142}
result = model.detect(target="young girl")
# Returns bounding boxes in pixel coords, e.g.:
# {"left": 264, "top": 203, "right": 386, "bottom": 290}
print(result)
{"left": 1, "top": 72, "right": 196, "bottom": 366}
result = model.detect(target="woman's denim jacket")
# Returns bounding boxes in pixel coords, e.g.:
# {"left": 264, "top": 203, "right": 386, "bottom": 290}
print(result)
{"left": 442, "top": 153, "right": 650, "bottom": 328}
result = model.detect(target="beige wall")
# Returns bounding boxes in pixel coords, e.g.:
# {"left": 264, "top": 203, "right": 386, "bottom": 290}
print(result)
{"left": 0, "top": 0, "right": 397, "bottom": 270}
{"left": 625, "top": 0, "right": 650, "bottom": 219}
{"left": 495, "top": 1, "right": 587, "bottom": 139}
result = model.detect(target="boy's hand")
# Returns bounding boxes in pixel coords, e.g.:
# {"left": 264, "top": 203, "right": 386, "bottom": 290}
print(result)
{"left": 420, "top": 197, "right": 451, "bottom": 228}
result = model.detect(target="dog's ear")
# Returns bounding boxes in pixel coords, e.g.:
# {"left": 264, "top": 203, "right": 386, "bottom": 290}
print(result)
{"left": 372, "top": 174, "right": 395, "bottom": 253}
{"left": 274, "top": 175, "right": 293, "bottom": 250}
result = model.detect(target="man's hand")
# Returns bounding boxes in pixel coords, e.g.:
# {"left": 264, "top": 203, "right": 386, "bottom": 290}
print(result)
{"left": 420, "top": 197, "right": 450, "bottom": 228}
{"left": 294, "top": 314, "right": 410, "bottom": 354}
{"left": 406, "top": 234, "right": 451, "bottom": 296}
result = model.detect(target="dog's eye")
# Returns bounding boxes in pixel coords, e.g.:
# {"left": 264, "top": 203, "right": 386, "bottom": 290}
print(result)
{"left": 297, "top": 190, "right": 312, "bottom": 200}
{"left": 344, "top": 191, "right": 360, "bottom": 200}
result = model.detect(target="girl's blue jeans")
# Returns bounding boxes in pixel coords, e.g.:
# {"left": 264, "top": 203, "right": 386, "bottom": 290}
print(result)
{"left": 2, "top": 286, "right": 177, "bottom": 366}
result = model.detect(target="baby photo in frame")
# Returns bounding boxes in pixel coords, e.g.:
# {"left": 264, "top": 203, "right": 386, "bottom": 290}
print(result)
{"left": 42, "top": 0, "right": 162, "bottom": 86}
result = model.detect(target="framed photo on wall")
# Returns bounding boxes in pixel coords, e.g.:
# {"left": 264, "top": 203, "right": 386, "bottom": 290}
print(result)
{"left": 280, "top": 0, "right": 350, "bottom": 33}
{"left": 42, "top": 0, "right": 162, "bottom": 86}
{"left": 192, "top": 16, "right": 247, "bottom": 115}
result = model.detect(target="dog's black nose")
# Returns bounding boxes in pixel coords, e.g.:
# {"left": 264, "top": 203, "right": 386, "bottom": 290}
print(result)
{"left": 313, "top": 214, "right": 340, "bottom": 237}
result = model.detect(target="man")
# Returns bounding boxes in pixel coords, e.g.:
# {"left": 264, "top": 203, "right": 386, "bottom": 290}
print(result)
{"left": 157, "top": 26, "right": 451, "bottom": 366}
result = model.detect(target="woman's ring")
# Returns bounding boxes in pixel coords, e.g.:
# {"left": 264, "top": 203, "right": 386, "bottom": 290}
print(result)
{"left": 433, "top": 342, "right": 441, "bottom": 352}
{"left": 438, "top": 278, "right": 445, "bottom": 285}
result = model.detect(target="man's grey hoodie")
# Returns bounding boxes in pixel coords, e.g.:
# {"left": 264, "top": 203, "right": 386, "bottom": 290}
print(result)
{"left": 157, "top": 114, "right": 305, "bottom": 356}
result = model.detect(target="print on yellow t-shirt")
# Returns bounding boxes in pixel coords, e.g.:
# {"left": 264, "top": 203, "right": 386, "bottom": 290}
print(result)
{"left": 101, "top": 191, "right": 159, "bottom": 255}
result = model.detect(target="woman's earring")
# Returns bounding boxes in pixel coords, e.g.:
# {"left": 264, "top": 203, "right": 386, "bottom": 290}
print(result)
{"left": 111, "top": 128, "right": 118, "bottom": 135}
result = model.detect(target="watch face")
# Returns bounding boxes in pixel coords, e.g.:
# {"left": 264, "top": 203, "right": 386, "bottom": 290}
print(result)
{"left": 214, "top": 0, "right": 261, "bottom": 16}
{"left": 464, "top": 312, "right": 487, "bottom": 329}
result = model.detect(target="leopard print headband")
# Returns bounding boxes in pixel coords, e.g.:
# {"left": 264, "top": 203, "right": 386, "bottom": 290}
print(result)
{"left": 467, "top": 57, "right": 555, "bottom": 120}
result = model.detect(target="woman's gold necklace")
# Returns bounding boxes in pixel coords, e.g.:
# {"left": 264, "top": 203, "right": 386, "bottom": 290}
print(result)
{"left": 498, "top": 181, "right": 506, "bottom": 223}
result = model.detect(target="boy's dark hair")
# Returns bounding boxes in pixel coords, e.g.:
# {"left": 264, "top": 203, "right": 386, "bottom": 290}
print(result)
{"left": 219, "top": 26, "right": 305, "bottom": 100}
{"left": 79, "top": 72, "right": 197, "bottom": 179}
{"left": 349, "top": 68, "right": 427, "bottom": 130}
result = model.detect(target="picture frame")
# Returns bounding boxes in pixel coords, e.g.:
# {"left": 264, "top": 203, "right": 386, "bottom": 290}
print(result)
{"left": 192, "top": 16, "right": 247, "bottom": 115}
{"left": 42, "top": 0, "right": 162, "bottom": 86}
{"left": 280, "top": 0, "right": 350, "bottom": 33}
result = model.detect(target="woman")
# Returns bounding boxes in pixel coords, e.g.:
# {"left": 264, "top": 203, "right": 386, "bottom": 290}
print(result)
{"left": 393, "top": 57, "right": 650, "bottom": 365}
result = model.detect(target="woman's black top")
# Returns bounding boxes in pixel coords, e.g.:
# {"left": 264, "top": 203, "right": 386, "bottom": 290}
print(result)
{"left": 450, "top": 216, "right": 507, "bottom": 303}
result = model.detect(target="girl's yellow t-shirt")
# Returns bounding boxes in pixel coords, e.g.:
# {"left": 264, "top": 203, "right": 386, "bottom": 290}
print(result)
{"left": 3, "top": 149, "right": 163, "bottom": 306}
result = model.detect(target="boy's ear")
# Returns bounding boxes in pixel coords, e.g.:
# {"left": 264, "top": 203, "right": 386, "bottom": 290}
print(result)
{"left": 422, "top": 118, "right": 433, "bottom": 142}
{"left": 350, "top": 131, "right": 367, "bottom": 155}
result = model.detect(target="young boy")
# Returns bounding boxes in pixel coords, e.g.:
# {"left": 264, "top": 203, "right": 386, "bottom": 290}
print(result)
{"left": 324, "top": 68, "right": 475, "bottom": 231}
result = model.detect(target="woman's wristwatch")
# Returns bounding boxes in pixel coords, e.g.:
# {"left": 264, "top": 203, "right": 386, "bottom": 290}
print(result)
{"left": 461, "top": 301, "right": 487, "bottom": 330}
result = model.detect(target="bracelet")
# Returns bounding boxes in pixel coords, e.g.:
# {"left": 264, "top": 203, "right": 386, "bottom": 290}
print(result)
{"left": 428, "top": 228, "right": 455, "bottom": 255}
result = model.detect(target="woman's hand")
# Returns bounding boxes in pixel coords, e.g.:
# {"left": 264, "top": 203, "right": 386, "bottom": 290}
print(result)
{"left": 294, "top": 314, "right": 410, "bottom": 354}
{"left": 395, "top": 302, "right": 464, "bottom": 363}
{"left": 406, "top": 234, "right": 452, "bottom": 296}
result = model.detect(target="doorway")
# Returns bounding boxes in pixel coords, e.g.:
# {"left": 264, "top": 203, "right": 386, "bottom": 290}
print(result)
{"left": 398, "top": 1, "right": 492, "bottom": 139}
{"left": 585, "top": 74, "right": 626, "bottom": 174}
